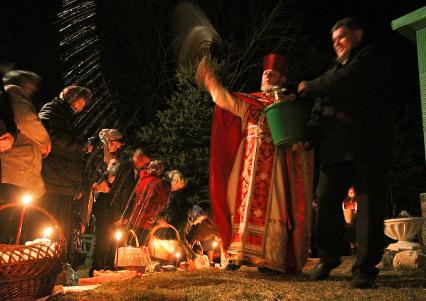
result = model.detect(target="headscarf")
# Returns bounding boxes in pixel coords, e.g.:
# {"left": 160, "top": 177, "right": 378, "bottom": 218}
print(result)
{"left": 99, "top": 128, "right": 123, "bottom": 163}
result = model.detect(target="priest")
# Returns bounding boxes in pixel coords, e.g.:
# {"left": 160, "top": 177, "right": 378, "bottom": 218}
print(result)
{"left": 196, "top": 54, "right": 314, "bottom": 273}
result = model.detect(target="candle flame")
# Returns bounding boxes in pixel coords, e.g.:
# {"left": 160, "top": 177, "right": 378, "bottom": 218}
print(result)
{"left": 115, "top": 231, "right": 122, "bottom": 241}
{"left": 22, "top": 194, "right": 32, "bottom": 205}
{"left": 212, "top": 241, "right": 219, "bottom": 248}
{"left": 43, "top": 227, "right": 53, "bottom": 238}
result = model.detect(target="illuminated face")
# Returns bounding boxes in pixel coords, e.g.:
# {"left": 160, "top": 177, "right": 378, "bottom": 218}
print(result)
{"left": 261, "top": 69, "right": 284, "bottom": 92}
{"left": 171, "top": 175, "right": 187, "bottom": 192}
{"left": 109, "top": 140, "right": 123, "bottom": 153}
{"left": 332, "top": 26, "right": 362, "bottom": 61}
{"left": 70, "top": 97, "right": 86, "bottom": 113}
{"left": 348, "top": 187, "right": 355, "bottom": 198}
{"left": 107, "top": 158, "right": 118, "bottom": 170}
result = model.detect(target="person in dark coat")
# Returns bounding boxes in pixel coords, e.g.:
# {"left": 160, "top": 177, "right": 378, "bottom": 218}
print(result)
{"left": 112, "top": 148, "right": 151, "bottom": 223}
{"left": 39, "top": 85, "right": 92, "bottom": 255}
{"left": 83, "top": 128, "right": 124, "bottom": 242}
{"left": 298, "top": 18, "right": 393, "bottom": 289}
{"left": 88, "top": 147, "right": 150, "bottom": 276}
{"left": 86, "top": 129, "right": 125, "bottom": 275}
{"left": 187, "top": 202, "right": 219, "bottom": 264}
{"left": 85, "top": 129, "right": 124, "bottom": 193}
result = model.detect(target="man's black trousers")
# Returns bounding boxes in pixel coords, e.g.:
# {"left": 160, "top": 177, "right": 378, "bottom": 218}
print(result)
{"left": 314, "top": 160, "right": 390, "bottom": 277}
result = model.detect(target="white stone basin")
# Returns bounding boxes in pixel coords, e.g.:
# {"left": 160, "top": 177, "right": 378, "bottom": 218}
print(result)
{"left": 384, "top": 217, "right": 425, "bottom": 250}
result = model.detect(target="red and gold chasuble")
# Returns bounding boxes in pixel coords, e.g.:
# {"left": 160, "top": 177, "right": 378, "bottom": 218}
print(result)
{"left": 230, "top": 105, "right": 274, "bottom": 253}
{"left": 210, "top": 91, "right": 313, "bottom": 273}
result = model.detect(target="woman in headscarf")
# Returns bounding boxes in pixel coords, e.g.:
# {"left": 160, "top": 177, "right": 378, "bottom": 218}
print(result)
{"left": 87, "top": 129, "right": 124, "bottom": 275}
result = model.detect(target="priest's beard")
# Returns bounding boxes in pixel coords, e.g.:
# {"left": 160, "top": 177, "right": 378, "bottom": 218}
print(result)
{"left": 261, "top": 83, "right": 282, "bottom": 93}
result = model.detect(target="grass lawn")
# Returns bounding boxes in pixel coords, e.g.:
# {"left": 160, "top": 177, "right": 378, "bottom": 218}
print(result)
{"left": 54, "top": 257, "right": 426, "bottom": 301}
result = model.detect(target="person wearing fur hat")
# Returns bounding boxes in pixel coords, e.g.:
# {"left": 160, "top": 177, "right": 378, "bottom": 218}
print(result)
{"left": 39, "top": 85, "right": 92, "bottom": 197}
{"left": 39, "top": 85, "right": 92, "bottom": 257}
{"left": 196, "top": 55, "right": 313, "bottom": 273}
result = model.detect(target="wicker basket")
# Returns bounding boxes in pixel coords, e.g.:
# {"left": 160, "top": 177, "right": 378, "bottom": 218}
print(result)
{"left": 147, "top": 223, "right": 182, "bottom": 261}
{"left": 117, "top": 229, "right": 151, "bottom": 272}
{"left": 0, "top": 202, "right": 65, "bottom": 301}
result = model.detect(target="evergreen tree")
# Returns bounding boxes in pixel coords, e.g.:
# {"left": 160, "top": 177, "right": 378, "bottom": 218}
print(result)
{"left": 136, "top": 66, "right": 214, "bottom": 205}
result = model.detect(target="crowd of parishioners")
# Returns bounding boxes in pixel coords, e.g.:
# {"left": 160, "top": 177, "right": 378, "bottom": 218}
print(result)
{"left": 0, "top": 70, "right": 192, "bottom": 276}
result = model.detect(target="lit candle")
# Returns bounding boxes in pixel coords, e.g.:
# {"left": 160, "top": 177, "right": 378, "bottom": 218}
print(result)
{"left": 211, "top": 241, "right": 219, "bottom": 267}
{"left": 175, "top": 251, "right": 181, "bottom": 267}
{"left": 115, "top": 231, "right": 122, "bottom": 272}
{"left": 15, "top": 194, "right": 32, "bottom": 244}
{"left": 43, "top": 227, "right": 53, "bottom": 239}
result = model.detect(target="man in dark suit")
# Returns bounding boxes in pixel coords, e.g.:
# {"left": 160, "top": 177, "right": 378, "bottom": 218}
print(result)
{"left": 299, "top": 18, "right": 393, "bottom": 289}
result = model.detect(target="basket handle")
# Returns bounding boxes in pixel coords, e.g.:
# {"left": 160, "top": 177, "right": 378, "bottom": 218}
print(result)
{"left": 128, "top": 229, "right": 140, "bottom": 247}
{"left": 147, "top": 222, "right": 181, "bottom": 242}
{"left": 0, "top": 202, "right": 65, "bottom": 243}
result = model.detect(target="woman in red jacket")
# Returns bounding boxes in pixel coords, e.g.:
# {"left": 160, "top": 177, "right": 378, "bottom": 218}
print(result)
{"left": 129, "top": 162, "right": 186, "bottom": 244}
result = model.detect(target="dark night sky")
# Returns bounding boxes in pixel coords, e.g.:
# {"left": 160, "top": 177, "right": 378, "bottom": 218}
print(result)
{"left": 0, "top": 0, "right": 424, "bottom": 107}
{"left": 1, "top": 0, "right": 424, "bottom": 106}
{"left": 0, "top": 0, "right": 425, "bottom": 211}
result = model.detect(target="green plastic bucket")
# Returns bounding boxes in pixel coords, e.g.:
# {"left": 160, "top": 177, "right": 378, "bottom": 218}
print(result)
{"left": 264, "top": 100, "right": 311, "bottom": 147}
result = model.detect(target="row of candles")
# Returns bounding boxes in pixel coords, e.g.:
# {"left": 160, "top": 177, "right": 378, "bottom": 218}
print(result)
{"left": 16, "top": 194, "right": 220, "bottom": 272}
{"left": 113, "top": 230, "right": 220, "bottom": 271}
